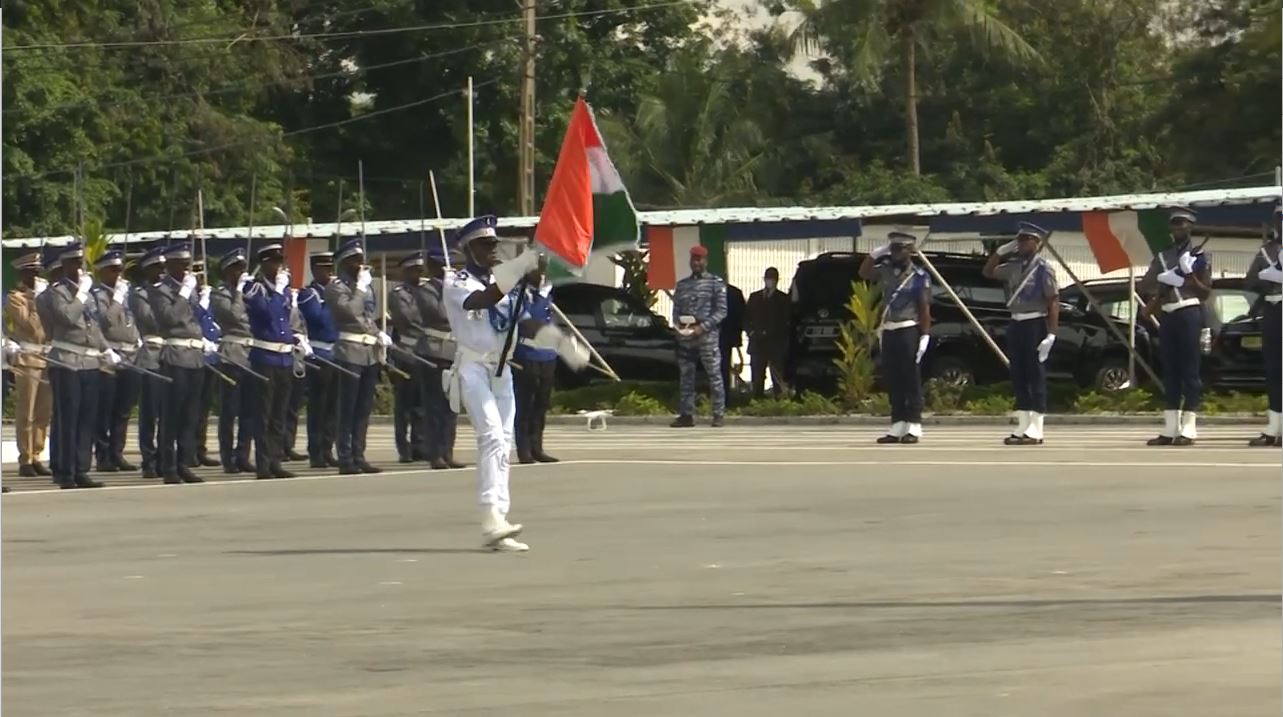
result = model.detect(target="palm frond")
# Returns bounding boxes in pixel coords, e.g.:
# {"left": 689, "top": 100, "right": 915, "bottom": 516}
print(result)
{"left": 944, "top": 0, "right": 1042, "bottom": 64}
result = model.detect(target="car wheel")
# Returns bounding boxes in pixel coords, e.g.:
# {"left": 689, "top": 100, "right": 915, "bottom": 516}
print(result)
{"left": 1093, "top": 356, "right": 1133, "bottom": 393}
{"left": 928, "top": 355, "right": 975, "bottom": 388}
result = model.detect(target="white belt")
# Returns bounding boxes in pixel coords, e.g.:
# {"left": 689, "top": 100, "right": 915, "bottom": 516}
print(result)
{"left": 108, "top": 341, "right": 137, "bottom": 352}
{"left": 881, "top": 319, "right": 918, "bottom": 331}
{"left": 164, "top": 338, "right": 204, "bottom": 349}
{"left": 1161, "top": 298, "right": 1200, "bottom": 313}
{"left": 252, "top": 339, "right": 294, "bottom": 354}
{"left": 425, "top": 328, "right": 452, "bottom": 340}
{"left": 1011, "top": 312, "right": 1047, "bottom": 322}
{"left": 311, "top": 340, "right": 334, "bottom": 351}
{"left": 222, "top": 335, "right": 254, "bottom": 347}
{"left": 338, "top": 331, "right": 378, "bottom": 346}
{"left": 51, "top": 340, "right": 102, "bottom": 357}
{"left": 456, "top": 347, "right": 499, "bottom": 365}
{"left": 143, "top": 336, "right": 164, "bottom": 346}
{"left": 18, "top": 342, "right": 46, "bottom": 354}
{"left": 1266, "top": 295, "right": 1282, "bottom": 304}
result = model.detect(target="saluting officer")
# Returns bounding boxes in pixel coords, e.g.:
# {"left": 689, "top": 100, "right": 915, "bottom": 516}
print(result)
{"left": 861, "top": 231, "right": 932, "bottom": 444}
{"left": 513, "top": 262, "right": 560, "bottom": 463}
{"left": 3, "top": 252, "right": 53, "bottom": 477}
{"left": 442, "top": 216, "right": 589, "bottom": 551}
{"left": 1246, "top": 205, "right": 1283, "bottom": 446}
{"left": 670, "top": 245, "right": 729, "bottom": 428}
{"left": 244, "top": 243, "right": 303, "bottom": 479}
{"left": 1140, "top": 208, "right": 1211, "bottom": 446}
{"left": 35, "top": 242, "right": 118, "bottom": 489}
{"left": 40, "top": 251, "right": 65, "bottom": 480}
{"left": 296, "top": 251, "right": 340, "bottom": 468}
{"left": 131, "top": 246, "right": 168, "bottom": 479}
{"left": 210, "top": 248, "right": 257, "bottom": 473}
{"left": 327, "top": 239, "right": 386, "bottom": 475}
{"left": 190, "top": 262, "right": 223, "bottom": 468}
{"left": 421, "top": 245, "right": 463, "bottom": 469}
{"left": 150, "top": 242, "right": 212, "bottom": 484}
{"left": 89, "top": 249, "right": 141, "bottom": 472}
{"left": 388, "top": 252, "right": 431, "bottom": 464}
{"left": 984, "top": 222, "right": 1060, "bottom": 445}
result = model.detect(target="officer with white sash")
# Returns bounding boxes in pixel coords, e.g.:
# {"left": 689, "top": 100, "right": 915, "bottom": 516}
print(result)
{"left": 441, "top": 216, "right": 589, "bottom": 552}
{"left": 860, "top": 231, "right": 931, "bottom": 443}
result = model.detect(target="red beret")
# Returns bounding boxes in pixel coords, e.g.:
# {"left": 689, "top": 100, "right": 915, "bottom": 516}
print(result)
{"left": 689, "top": 245, "right": 709, "bottom": 258}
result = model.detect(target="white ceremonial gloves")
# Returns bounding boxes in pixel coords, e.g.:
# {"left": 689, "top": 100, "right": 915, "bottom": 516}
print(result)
{"left": 103, "top": 349, "right": 122, "bottom": 366}
{"left": 294, "top": 334, "right": 314, "bottom": 357}
{"left": 1178, "top": 251, "right": 1197, "bottom": 274}
{"left": 198, "top": 285, "right": 212, "bottom": 310}
{"left": 869, "top": 244, "right": 892, "bottom": 261}
{"left": 33, "top": 277, "right": 49, "bottom": 297}
{"left": 1037, "top": 334, "right": 1056, "bottom": 363}
{"left": 202, "top": 338, "right": 218, "bottom": 355}
{"left": 112, "top": 279, "right": 129, "bottom": 305}
{"left": 1156, "top": 268, "right": 1185, "bottom": 288}
{"left": 237, "top": 272, "right": 252, "bottom": 291}
{"left": 179, "top": 272, "right": 198, "bottom": 299}
{"left": 996, "top": 239, "right": 1019, "bottom": 256}
{"left": 493, "top": 250, "right": 541, "bottom": 294}
{"left": 275, "top": 268, "right": 291, "bottom": 293}
{"left": 3, "top": 339, "right": 20, "bottom": 362}
{"left": 916, "top": 334, "right": 930, "bottom": 364}
{"left": 377, "top": 331, "right": 392, "bottom": 348}
{"left": 356, "top": 267, "right": 373, "bottom": 293}
{"left": 1259, "top": 263, "right": 1283, "bottom": 284}
{"left": 75, "top": 274, "right": 93, "bottom": 303}
{"left": 532, "top": 325, "right": 591, "bottom": 371}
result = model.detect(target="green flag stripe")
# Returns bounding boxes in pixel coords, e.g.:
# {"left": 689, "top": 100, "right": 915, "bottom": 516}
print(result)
{"left": 591, "top": 191, "right": 639, "bottom": 256}
{"left": 1137, "top": 209, "right": 1171, "bottom": 256}
{"left": 700, "top": 224, "right": 727, "bottom": 278}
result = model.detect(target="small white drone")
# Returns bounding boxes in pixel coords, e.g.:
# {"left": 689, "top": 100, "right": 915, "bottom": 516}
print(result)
{"left": 576, "top": 409, "right": 612, "bottom": 432}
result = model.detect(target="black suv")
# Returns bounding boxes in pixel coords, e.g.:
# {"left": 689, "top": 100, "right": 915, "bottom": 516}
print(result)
{"left": 548, "top": 283, "right": 678, "bottom": 388}
{"left": 788, "top": 251, "right": 1131, "bottom": 391}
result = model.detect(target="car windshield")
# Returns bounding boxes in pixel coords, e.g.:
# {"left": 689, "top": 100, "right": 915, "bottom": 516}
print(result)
{"left": 600, "top": 296, "right": 655, "bottom": 329}
{"left": 1213, "top": 289, "right": 1258, "bottom": 322}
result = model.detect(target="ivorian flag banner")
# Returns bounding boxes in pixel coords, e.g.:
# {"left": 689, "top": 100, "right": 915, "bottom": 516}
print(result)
{"left": 645, "top": 225, "right": 727, "bottom": 290}
{"left": 534, "top": 97, "right": 640, "bottom": 281}
{"left": 1081, "top": 209, "right": 1172, "bottom": 273}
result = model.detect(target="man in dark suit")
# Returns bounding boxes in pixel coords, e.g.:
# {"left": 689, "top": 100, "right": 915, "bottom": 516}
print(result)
{"left": 719, "top": 283, "right": 745, "bottom": 402}
{"left": 744, "top": 267, "right": 791, "bottom": 398}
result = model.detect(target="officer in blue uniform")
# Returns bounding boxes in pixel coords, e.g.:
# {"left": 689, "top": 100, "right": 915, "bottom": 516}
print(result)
{"left": 210, "top": 248, "right": 257, "bottom": 473}
{"left": 190, "top": 260, "right": 223, "bottom": 468}
{"left": 35, "top": 242, "right": 113, "bottom": 489}
{"left": 149, "top": 242, "right": 211, "bottom": 484}
{"left": 1245, "top": 205, "right": 1282, "bottom": 446}
{"left": 326, "top": 239, "right": 385, "bottom": 475}
{"left": 296, "top": 251, "right": 340, "bottom": 468}
{"left": 513, "top": 264, "right": 560, "bottom": 463}
{"left": 89, "top": 248, "right": 141, "bottom": 472}
{"left": 244, "top": 243, "right": 302, "bottom": 479}
{"left": 861, "top": 231, "right": 932, "bottom": 444}
{"left": 1140, "top": 208, "right": 1212, "bottom": 445}
{"left": 130, "top": 246, "right": 167, "bottom": 479}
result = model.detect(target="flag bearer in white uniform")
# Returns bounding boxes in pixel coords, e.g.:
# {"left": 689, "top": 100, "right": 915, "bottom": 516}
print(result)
{"left": 442, "top": 216, "right": 590, "bottom": 552}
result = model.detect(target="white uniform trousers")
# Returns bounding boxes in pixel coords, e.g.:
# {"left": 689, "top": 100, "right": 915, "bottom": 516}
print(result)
{"left": 458, "top": 359, "right": 516, "bottom": 514}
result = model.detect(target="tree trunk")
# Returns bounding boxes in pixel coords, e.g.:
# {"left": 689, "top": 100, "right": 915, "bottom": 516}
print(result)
{"left": 903, "top": 30, "right": 921, "bottom": 176}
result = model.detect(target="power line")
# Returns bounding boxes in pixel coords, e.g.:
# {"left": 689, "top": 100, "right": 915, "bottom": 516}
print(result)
{"left": 6, "top": 78, "right": 501, "bottom": 182}
{"left": 4, "top": 1, "right": 699, "bottom": 52}
{"left": 4, "top": 37, "right": 519, "bottom": 116}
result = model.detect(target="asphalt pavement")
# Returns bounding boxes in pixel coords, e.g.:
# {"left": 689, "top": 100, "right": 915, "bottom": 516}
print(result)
{"left": 2, "top": 423, "right": 1279, "bottom": 716}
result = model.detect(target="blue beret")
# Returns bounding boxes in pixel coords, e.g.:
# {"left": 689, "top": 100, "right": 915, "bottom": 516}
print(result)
{"left": 256, "top": 243, "right": 284, "bottom": 261}
{"left": 1016, "top": 221, "right": 1048, "bottom": 240}
{"left": 140, "top": 246, "right": 167, "bottom": 268}
{"left": 335, "top": 238, "right": 364, "bottom": 263}
{"left": 453, "top": 215, "right": 498, "bottom": 246}
{"left": 399, "top": 251, "right": 425, "bottom": 268}
{"left": 219, "top": 249, "right": 248, "bottom": 271}
{"left": 310, "top": 251, "right": 334, "bottom": 266}
{"left": 94, "top": 249, "right": 124, "bottom": 269}
{"left": 164, "top": 242, "right": 193, "bottom": 260}
{"left": 58, "top": 241, "right": 85, "bottom": 263}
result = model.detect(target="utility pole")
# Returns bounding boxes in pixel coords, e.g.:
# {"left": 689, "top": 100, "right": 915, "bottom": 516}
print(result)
{"left": 517, "top": 0, "right": 536, "bottom": 216}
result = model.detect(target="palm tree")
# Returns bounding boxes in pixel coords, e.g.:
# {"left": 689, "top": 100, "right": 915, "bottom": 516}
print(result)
{"left": 788, "top": 0, "right": 1040, "bottom": 175}
{"left": 598, "top": 52, "right": 767, "bottom": 208}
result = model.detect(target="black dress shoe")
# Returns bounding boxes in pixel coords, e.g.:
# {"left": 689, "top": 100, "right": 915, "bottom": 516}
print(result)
{"left": 224, "top": 464, "right": 243, "bottom": 475}
{"left": 899, "top": 434, "right": 920, "bottom": 444}
{"left": 517, "top": 453, "right": 536, "bottom": 465}
{"left": 398, "top": 455, "right": 414, "bottom": 464}
{"left": 876, "top": 435, "right": 901, "bottom": 444}
{"left": 357, "top": 461, "right": 382, "bottom": 474}
{"left": 271, "top": 464, "right": 296, "bottom": 479}
{"left": 18, "top": 464, "right": 36, "bottom": 478}
{"left": 323, "top": 454, "right": 339, "bottom": 468}
{"left": 59, "top": 481, "right": 80, "bottom": 489}
{"left": 32, "top": 462, "right": 51, "bottom": 476}
{"left": 287, "top": 450, "right": 307, "bottom": 462}
{"left": 309, "top": 459, "right": 328, "bottom": 469}
{"left": 1147, "top": 435, "right": 1174, "bottom": 446}
{"left": 710, "top": 415, "right": 725, "bottom": 428}
{"left": 75, "top": 476, "right": 104, "bottom": 488}
{"left": 533, "top": 452, "right": 560, "bottom": 463}
{"left": 199, "top": 456, "right": 221, "bottom": 468}
{"left": 339, "top": 465, "right": 362, "bottom": 475}
{"left": 115, "top": 458, "right": 138, "bottom": 471}
{"left": 429, "top": 458, "right": 450, "bottom": 470}
{"left": 97, "top": 463, "right": 120, "bottom": 473}
{"left": 446, "top": 460, "right": 467, "bottom": 469}
{"left": 178, "top": 468, "right": 204, "bottom": 484}
{"left": 1003, "top": 435, "right": 1024, "bottom": 445}
{"left": 1172, "top": 436, "right": 1194, "bottom": 446}
{"left": 3, "top": 486, "right": 11, "bottom": 493}
{"left": 163, "top": 475, "right": 183, "bottom": 485}
{"left": 670, "top": 415, "right": 695, "bottom": 428}
{"left": 235, "top": 458, "right": 255, "bottom": 473}
{"left": 1249, "top": 434, "right": 1281, "bottom": 447}
{"left": 142, "top": 467, "right": 159, "bottom": 480}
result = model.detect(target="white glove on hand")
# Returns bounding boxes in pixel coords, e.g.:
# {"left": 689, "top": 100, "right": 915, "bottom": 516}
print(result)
{"left": 1037, "top": 334, "right": 1056, "bottom": 363}
{"left": 996, "top": 240, "right": 1019, "bottom": 255}
{"left": 33, "top": 277, "right": 48, "bottom": 297}
{"left": 198, "top": 285, "right": 211, "bottom": 310}
{"left": 75, "top": 273, "right": 92, "bottom": 303}
{"left": 492, "top": 250, "right": 541, "bottom": 294}
{"left": 916, "top": 334, "right": 930, "bottom": 364}
{"left": 202, "top": 339, "right": 218, "bottom": 356}
{"left": 294, "top": 334, "right": 314, "bottom": 357}
{"left": 1156, "top": 268, "right": 1185, "bottom": 288}
{"left": 3, "top": 340, "right": 20, "bottom": 361}
{"left": 533, "top": 325, "right": 590, "bottom": 371}
{"left": 179, "top": 272, "right": 197, "bottom": 299}
{"left": 112, "top": 281, "right": 129, "bottom": 305}
{"left": 377, "top": 331, "right": 392, "bottom": 348}
{"left": 356, "top": 267, "right": 373, "bottom": 293}
{"left": 1178, "top": 251, "right": 1197, "bottom": 274}
{"left": 237, "top": 272, "right": 252, "bottom": 291}
{"left": 275, "top": 269, "right": 290, "bottom": 293}
{"left": 1259, "top": 263, "right": 1283, "bottom": 284}
{"left": 104, "top": 349, "right": 122, "bottom": 366}
{"left": 870, "top": 244, "right": 892, "bottom": 261}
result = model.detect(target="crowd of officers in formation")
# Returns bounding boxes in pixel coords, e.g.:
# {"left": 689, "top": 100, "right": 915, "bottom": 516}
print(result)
{"left": 671, "top": 207, "right": 1283, "bottom": 447}
{"left": 2, "top": 219, "right": 573, "bottom": 511}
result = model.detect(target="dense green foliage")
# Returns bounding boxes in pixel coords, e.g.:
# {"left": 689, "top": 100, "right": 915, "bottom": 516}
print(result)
{"left": 4, "top": 0, "right": 1279, "bottom": 238}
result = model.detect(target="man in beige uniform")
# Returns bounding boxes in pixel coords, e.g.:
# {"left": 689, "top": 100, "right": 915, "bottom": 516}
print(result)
{"left": 4, "top": 252, "right": 53, "bottom": 477}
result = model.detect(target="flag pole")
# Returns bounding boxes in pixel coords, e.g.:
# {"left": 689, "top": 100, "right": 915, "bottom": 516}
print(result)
{"left": 467, "top": 76, "right": 475, "bottom": 217}
{"left": 428, "top": 171, "right": 453, "bottom": 271}
{"left": 1127, "top": 263, "right": 1136, "bottom": 387}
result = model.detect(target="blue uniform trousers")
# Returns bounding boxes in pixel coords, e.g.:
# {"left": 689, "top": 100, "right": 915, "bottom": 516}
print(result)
{"left": 1158, "top": 305, "right": 1202, "bottom": 411}
{"left": 881, "top": 325, "right": 923, "bottom": 425}
{"left": 49, "top": 367, "right": 100, "bottom": 486}
{"left": 336, "top": 363, "right": 380, "bottom": 468}
{"left": 158, "top": 365, "right": 205, "bottom": 477}
{"left": 1007, "top": 318, "right": 1048, "bottom": 413}
{"left": 306, "top": 362, "right": 339, "bottom": 463}
{"left": 137, "top": 374, "right": 163, "bottom": 474}
{"left": 95, "top": 369, "right": 138, "bottom": 469}
{"left": 218, "top": 364, "right": 255, "bottom": 468}
{"left": 1265, "top": 302, "right": 1281, "bottom": 413}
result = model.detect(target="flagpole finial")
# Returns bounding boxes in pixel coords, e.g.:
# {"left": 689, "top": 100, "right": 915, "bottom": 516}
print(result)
{"left": 577, "top": 87, "right": 587, "bottom": 99}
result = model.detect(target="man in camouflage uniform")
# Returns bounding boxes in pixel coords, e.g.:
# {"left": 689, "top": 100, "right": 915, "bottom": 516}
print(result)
{"left": 670, "top": 245, "right": 728, "bottom": 428}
